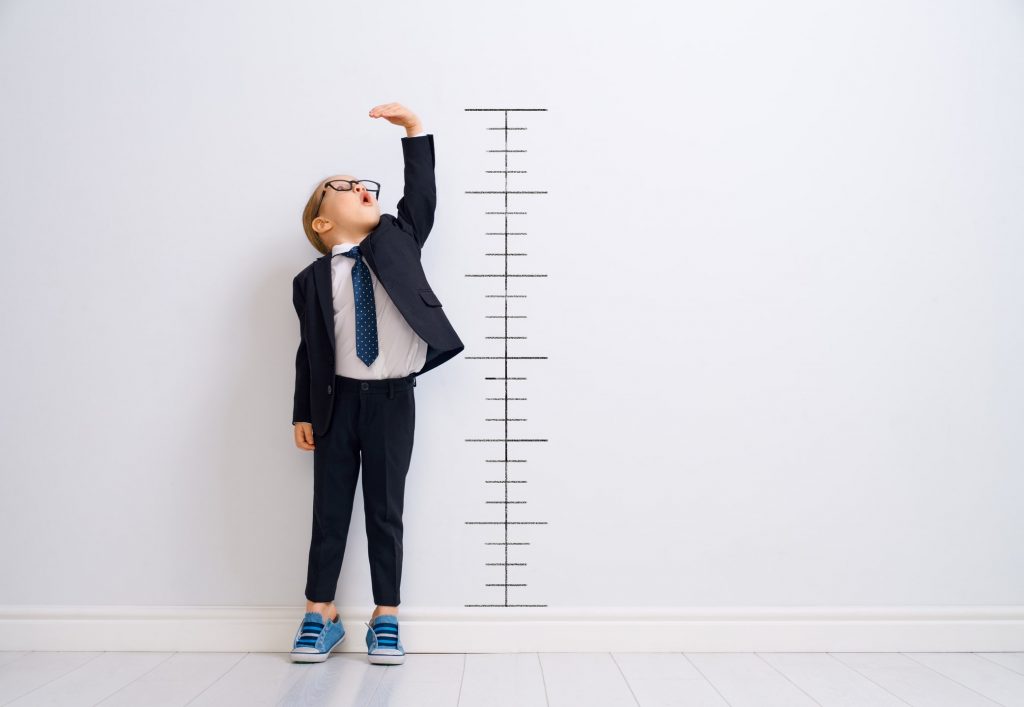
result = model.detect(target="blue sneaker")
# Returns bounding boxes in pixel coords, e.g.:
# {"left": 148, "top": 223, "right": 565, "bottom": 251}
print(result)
{"left": 365, "top": 614, "right": 405, "bottom": 664}
{"left": 290, "top": 611, "right": 345, "bottom": 663}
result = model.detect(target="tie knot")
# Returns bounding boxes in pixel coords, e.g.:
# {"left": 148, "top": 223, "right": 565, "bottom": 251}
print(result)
{"left": 341, "top": 245, "right": 361, "bottom": 259}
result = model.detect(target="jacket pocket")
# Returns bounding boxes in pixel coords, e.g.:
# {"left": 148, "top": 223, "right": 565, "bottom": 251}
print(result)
{"left": 418, "top": 288, "right": 443, "bottom": 307}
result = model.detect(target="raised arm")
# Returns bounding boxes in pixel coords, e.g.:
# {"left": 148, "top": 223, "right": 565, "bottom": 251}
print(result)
{"left": 367, "top": 103, "right": 437, "bottom": 248}
{"left": 395, "top": 133, "right": 436, "bottom": 248}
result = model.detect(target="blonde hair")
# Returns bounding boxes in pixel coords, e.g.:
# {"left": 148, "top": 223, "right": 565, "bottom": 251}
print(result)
{"left": 301, "top": 177, "right": 332, "bottom": 256}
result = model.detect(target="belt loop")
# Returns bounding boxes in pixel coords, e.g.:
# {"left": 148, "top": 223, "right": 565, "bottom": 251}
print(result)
{"left": 388, "top": 380, "right": 394, "bottom": 399}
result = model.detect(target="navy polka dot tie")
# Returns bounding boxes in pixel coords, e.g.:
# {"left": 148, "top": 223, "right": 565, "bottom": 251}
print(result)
{"left": 340, "top": 245, "right": 378, "bottom": 367}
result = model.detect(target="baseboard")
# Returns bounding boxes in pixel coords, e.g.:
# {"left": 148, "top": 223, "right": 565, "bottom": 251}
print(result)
{"left": 1, "top": 605, "right": 1023, "bottom": 652}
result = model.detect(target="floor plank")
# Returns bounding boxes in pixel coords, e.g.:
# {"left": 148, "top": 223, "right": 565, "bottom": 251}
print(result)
{"left": 684, "top": 652, "right": 821, "bottom": 706}
{"left": 457, "top": 653, "right": 547, "bottom": 707}
{"left": 613, "top": 653, "right": 730, "bottom": 706}
{"left": 95, "top": 652, "right": 246, "bottom": 707}
{"left": 0, "top": 652, "right": 103, "bottom": 705}
{"left": 904, "top": 652, "right": 1024, "bottom": 706}
{"left": 759, "top": 652, "right": 909, "bottom": 706}
{"left": 366, "top": 653, "right": 464, "bottom": 706}
{"left": 538, "top": 653, "right": 639, "bottom": 707}
{"left": 831, "top": 652, "right": 1004, "bottom": 706}
{"left": 5, "top": 652, "right": 172, "bottom": 707}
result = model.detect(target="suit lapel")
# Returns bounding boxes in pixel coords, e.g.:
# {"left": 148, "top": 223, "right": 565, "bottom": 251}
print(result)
{"left": 313, "top": 230, "right": 382, "bottom": 354}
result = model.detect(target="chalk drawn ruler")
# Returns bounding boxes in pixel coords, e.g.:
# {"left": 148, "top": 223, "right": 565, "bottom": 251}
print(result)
{"left": 463, "top": 108, "right": 549, "bottom": 608}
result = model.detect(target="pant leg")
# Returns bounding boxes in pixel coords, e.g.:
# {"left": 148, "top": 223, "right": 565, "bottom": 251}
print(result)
{"left": 304, "top": 383, "right": 362, "bottom": 603}
{"left": 358, "top": 381, "right": 416, "bottom": 606}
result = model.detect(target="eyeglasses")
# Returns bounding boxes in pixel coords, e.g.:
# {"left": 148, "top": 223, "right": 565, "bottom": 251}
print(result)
{"left": 313, "top": 179, "right": 381, "bottom": 220}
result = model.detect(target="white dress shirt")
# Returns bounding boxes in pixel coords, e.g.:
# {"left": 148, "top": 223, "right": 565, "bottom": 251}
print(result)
{"left": 330, "top": 235, "right": 428, "bottom": 379}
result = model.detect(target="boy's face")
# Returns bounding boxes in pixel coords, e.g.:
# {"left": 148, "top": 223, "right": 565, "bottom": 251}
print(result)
{"left": 315, "top": 174, "right": 381, "bottom": 243}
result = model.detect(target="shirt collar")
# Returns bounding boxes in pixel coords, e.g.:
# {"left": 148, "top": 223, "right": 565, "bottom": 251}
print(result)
{"left": 331, "top": 241, "right": 362, "bottom": 256}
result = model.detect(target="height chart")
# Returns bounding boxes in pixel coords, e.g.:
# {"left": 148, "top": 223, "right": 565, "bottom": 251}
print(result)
{"left": 463, "top": 108, "right": 550, "bottom": 608}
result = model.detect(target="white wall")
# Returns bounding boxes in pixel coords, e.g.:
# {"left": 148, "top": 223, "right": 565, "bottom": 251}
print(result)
{"left": 1, "top": 0, "right": 1021, "bottom": 621}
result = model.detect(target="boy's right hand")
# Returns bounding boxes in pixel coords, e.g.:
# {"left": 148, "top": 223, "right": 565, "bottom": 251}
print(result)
{"left": 294, "top": 422, "right": 315, "bottom": 451}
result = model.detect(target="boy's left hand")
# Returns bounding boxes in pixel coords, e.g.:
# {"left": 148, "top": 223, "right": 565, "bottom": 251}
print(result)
{"left": 368, "top": 103, "right": 423, "bottom": 136}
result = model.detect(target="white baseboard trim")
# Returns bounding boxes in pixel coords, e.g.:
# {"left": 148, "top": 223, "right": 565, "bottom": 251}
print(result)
{"left": 1, "top": 605, "right": 1023, "bottom": 652}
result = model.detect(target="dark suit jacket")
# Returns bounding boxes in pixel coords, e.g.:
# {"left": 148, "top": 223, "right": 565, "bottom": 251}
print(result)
{"left": 291, "top": 134, "right": 464, "bottom": 435}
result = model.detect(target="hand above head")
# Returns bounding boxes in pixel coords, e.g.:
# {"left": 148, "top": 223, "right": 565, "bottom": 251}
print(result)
{"left": 368, "top": 103, "right": 423, "bottom": 137}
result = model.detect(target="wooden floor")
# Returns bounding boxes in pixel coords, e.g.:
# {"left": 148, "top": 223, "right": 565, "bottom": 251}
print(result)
{"left": 1, "top": 650, "right": 1023, "bottom": 706}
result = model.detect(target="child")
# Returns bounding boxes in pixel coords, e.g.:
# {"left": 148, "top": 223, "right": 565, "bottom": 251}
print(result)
{"left": 288, "top": 103, "right": 464, "bottom": 663}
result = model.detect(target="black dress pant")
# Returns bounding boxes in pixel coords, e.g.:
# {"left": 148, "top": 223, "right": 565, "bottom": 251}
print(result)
{"left": 304, "top": 372, "right": 416, "bottom": 606}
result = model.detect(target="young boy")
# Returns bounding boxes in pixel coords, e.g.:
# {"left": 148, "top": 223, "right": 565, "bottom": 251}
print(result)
{"left": 289, "top": 103, "right": 464, "bottom": 663}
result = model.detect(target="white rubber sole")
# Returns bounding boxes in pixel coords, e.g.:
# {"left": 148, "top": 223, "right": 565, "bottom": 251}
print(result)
{"left": 367, "top": 650, "right": 406, "bottom": 665}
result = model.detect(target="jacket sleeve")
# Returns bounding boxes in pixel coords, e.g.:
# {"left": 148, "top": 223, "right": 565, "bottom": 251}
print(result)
{"left": 291, "top": 275, "right": 312, "bottom": 425}
{"left": 395, "top": 133, "right": 437, "bottom": 248}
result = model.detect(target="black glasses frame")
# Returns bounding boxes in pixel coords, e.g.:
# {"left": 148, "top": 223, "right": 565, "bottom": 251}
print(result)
{"left": 312, "top": 179, "right": 381, "bottom": 220}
